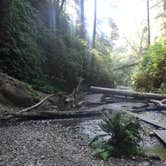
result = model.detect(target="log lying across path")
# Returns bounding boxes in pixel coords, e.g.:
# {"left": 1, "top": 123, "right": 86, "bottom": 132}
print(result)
{"left": 90, "top": 86, "right": 166, "bottom": 100}
{"left": 3, "top": 107, "right": 105, "bottom": 121}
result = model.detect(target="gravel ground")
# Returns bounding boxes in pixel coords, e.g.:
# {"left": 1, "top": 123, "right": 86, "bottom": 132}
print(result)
{"left": 0, "top": 119, "right": 166, "bottom": 166}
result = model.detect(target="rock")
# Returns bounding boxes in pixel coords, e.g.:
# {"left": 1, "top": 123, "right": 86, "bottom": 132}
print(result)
{"left": 138, "top": 161, "right": 151, "bottom": 166}
{"left": 145, "top": 154, "right": 161, "bottom": 160}
{"left": 84, "top": 94, "right": 103, "bottom": 105}
{"left": 149, "top": 132, "right": 155, "bottom": 137}
{"left": 41, "top": 155, "right": 45, "bottom": 160}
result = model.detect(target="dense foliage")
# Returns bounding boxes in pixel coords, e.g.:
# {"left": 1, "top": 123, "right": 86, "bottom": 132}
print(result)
{"left": 0, "top": 0, "right": 115, "bottom": 92}
{"left": 0, "top": 0, "right": 45, "bottom": 85}
{"left": 132, "top": 37, "right": 166, "bottom": 92}
{"left": 90, "top": 112, "right": 142, "bottom": 160}
{"left": 112, "top": 52, "right": 136, "bottom": 86}
{"left": 86, "top": 48, "right": 115, "bottom": 87}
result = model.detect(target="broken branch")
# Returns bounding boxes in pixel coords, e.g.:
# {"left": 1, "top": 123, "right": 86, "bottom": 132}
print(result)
{"left": 19, "top": 94, "right": 55, "bottom": 113}
{"left": 150, "top": 99, "right": 166, "bottom": 109}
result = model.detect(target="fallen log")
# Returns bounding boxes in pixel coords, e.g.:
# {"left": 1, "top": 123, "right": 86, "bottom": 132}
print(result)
{"left": 90, "top": 86, "right": 166, "bottom": 100}
{"left": 2, "top": 103, "right": 119, "bottom": 121}
{"left": 2, "top": 101, "right": 166, "bottom": 130}
{"left": 4, "top": 101, "right": 139, "bottom": 121}
{"left": 2, "top": 108, "right": 105, "bottom": 121}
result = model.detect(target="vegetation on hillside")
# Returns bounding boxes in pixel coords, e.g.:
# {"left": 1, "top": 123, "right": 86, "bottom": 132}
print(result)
{"left": 132, "top": 37, "right": 166, "bottom": 92}
{"left": 0, "top": 0, "right": 165, "bottom": 93}
{"left": 0, "top": 0, "right": 115, "bottom": 92}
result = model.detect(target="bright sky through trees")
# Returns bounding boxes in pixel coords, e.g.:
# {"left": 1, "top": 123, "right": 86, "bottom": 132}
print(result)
{"left": 85, "top": 0, "right": 147, "bottom": 43}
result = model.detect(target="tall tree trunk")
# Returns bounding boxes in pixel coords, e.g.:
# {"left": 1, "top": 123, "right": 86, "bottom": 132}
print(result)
{"left": 80, "top": 0, "right": 85, "bottom": 38}
{"left": 60, "top": 0, "right": 65, "bottom": 11}
{"left": 48, "top": 0, "right": 57, "bottom": 31}
{"left": 92, "top": 0, "right": 97, "bottom": 48}
{"left": 147, "top": 0, "right": 151, "bottom": 47}
{"left": 56, "top": 0, "right": 65, "bottom": 30}
{"left": 48, "top": 0, "right": 65, "bottom": 31}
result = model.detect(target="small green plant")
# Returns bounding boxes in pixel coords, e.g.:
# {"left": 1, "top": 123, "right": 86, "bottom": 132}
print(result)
{"left": 90, "top": 112, "right": 143, "bottom": 160}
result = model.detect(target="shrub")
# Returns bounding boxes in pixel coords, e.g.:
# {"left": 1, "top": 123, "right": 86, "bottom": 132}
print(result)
{"left": 90, "top": 112, "right": 143, "bottom": 160}
{"left": 85, "top": 49, "right": 115, "bottom": 88}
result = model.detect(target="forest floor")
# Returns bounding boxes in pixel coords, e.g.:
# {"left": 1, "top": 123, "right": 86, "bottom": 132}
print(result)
{"left": 0, "top": 118, "right": 165, "bottom": 166}
{"left": 0, "top": 92, "right": 166, "bottom": 166}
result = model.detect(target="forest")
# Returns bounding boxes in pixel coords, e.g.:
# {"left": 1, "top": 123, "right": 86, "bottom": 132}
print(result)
{"left": 0, "top": 0, "right": 166, "bottom": 165}
{"left": 0, "top": 0, "right": 165, "bottom": 92}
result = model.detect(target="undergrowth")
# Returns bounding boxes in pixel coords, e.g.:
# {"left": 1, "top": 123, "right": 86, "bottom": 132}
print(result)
{"left": 132, "top": 37, "right": 166, "bottom": 93}
{"left": 90, "top": 112, "right": 143, "bottom": 160}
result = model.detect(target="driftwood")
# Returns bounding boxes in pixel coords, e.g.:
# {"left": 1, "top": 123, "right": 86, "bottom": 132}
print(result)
{"left": 90, "top": 86, "right": 166, "bottom": 100}
{"left": 19, "top": 94, "right": 55, "bottom": 113}
{"left": 150, "top": 99, "right": 166, "bottom": 109}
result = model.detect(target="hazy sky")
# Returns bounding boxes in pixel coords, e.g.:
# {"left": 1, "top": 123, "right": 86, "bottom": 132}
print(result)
{"left": 85, "top": 0, "right": 147, "bottom": 39}
{"left": 66, "top": 0, "right": 148, "bottom": 47}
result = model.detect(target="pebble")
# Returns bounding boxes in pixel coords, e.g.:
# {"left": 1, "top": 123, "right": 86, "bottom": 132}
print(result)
{"left": 138, "top": 161, "right": 151, "bottom": 166}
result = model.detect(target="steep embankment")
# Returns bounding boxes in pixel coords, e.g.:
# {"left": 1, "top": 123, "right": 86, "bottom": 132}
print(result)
{"left": 0, "top": 72, "right": 39, "bottom": 106}
{"left": 0, "top": 0, "right": 115, "bottom": 92}
{"left": 0, "top": 72, "right": 41, "bottom": 119}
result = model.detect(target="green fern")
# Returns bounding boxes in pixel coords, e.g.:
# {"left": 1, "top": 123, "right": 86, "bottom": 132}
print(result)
{"left": 90, "top": 111, "right": 143, "bottom": 160}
